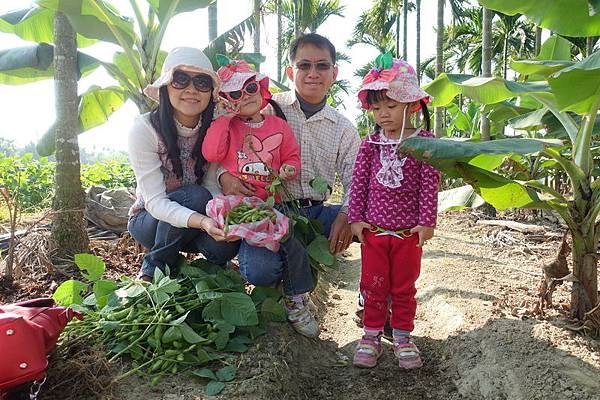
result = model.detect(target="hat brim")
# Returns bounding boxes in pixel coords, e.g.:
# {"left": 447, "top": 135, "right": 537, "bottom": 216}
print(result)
{"left": 143, "top": 64, "right": 221, "bottom": 103}
{"left": 357, "top": 84, "right": 432, "bottom": 110}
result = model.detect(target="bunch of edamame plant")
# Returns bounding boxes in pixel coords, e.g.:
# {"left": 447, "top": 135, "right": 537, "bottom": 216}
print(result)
{"left": 224, "top": 202, "right": 277, "bottom": 233}
{"left": 58, "top": 258, "right": 286, "bottom": 389}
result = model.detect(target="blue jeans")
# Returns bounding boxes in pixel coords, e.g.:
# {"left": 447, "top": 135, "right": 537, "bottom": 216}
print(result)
{"left": 128, "top": 184, "right": 240, "bottom": 277}
{"left": 238, "top": 203, "right": 341, "bottom": 295}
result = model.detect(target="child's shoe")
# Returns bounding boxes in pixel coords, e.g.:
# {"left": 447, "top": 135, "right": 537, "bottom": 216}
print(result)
{"left": 284, "top": 294, "right": 320, "bottom": 338}
{"left": 393, "top": 337, "right": 423, "bottom": 369}
{"left": 353, "top": 335, "right": 383, "bottom": 368}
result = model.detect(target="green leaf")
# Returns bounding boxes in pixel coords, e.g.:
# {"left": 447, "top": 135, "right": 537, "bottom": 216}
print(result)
{"left": 511, "top": 60, "right": 574, "bottom": 77}
{"left": 192, "top": 368, "right": 217, "bottom": 380}
{"left": 250, "top": 286, "right": 282, "bottom": 305}
{"left": 424, "top": 73, "right": 551, "bottom": 107}
{"left": 74, "top": 253, "right": 105, "bottom": 281}
{"left": 216, "top": 366, "right": 237, "bottom": 382}
{"left": 53, "top": 279, "right": 88, "bottom": 306}
{"left": 205, "top": 381, "right": 225, "bottom": 396}
{"left": 457, "top": 164, "right": 547, "bottom": 210}
{"left": 0, "top": 43, "right": 100, "bottom": 85}
{"left": 150, "top": 0, "right": 214, "bottom": 23}
{"left": 309, "top": 176, "right": 331, "bottom": 195}
{"left": 537, "top": 36, "right": 573, "bottom": 61}
{"left": 548, "top": 50, "right": 600, "bottom": 114}
{"left": 92, "top": 279, "right": 118, "bottom": 309}
{"left": 260, "top": 298, "right": 287, "bottom": 322}
{"left": 478, "top": 0, "right": 600, "bottom": 36}
{"left": 202, "top": 299, "right": 223, "bottom": 322}
{"left": 79, "top": 86, "right": 127, "bottom": 131}
{"left": 38, "top": 0, "right": 136, "bottom": 47}
{"left": 162, "top": 326, "right": 182, "bottom": 343}
{"left": 399, "top": 136, "right": 563, "bottom": 176}
{"left": 179, "top": 322, "right": 206, "bottom": 344}
{"left": 508, "top": 108, "right": 549, "bottom": 131}
{"left": 214, "top": 329, "right": 229, "bottom": 350}
{"left": 306, "top": 235, "right": 335, "bottom": 266}
{"left": 219, "top": 293, "right": 259, "bottom": 327}
{"left": 0, "top": 7, "right": 96, "bottom": 47}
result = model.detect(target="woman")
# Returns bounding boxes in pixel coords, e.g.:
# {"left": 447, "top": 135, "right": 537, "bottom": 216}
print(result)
{"left": 127, "top": 47, "right": 239, "bottom": 280}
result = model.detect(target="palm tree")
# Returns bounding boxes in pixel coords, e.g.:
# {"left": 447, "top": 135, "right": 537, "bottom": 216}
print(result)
{"left": 480, "top": 7, "right": 492, "bottom": 141}
{"left": 402, "top": 0, "right": 409, "bottom": 60}
{"left": 435, "top": 0, "right": 444, "bottom": 137}
{"left": 253, "top": 0, "right": 261, "bottom": 71}
{"left": 209, "top": 2, "right": 218, "bottom": 41}
{"left": 51, "top": 12, "right": 89, "bottom": 257}
{"left": 416, "top": 0, "right": 421, "bottom": 79}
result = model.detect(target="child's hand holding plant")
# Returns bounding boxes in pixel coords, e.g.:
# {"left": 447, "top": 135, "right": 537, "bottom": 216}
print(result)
{"left": 278, "top": 164, "right": 296, "bottom": 180}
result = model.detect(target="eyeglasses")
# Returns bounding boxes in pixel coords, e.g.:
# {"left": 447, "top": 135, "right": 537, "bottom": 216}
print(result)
{"left": 294, "top": 61, "right": 334, "bottom": 71}
{"left": 223, "top": 80, "right": 260, "bottom": 102}
{"left": 170, "top": 70, "right": 213, "bottom": 92}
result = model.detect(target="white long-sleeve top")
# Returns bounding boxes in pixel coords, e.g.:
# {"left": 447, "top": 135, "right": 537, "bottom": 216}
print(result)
{"left": 127, "top": 113, "right": 220, "bottom": 228}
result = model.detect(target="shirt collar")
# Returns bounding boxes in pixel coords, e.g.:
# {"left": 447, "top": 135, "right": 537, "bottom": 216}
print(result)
{"left": 276, "top": 90, "right": 339, "bottom": 123}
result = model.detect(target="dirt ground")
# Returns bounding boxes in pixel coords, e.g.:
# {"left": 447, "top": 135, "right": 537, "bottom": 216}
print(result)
{"left": 3, "top": 211, "right": 600, "bottom": 399}
{"left": 108, "top": 211, "right": 600, "bottom": 400}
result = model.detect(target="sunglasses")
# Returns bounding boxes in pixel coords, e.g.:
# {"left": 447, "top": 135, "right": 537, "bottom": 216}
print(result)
{"left": 170, "top": 70, "right": 213, "bottom": 92}
{"left": 294, "top": 61, "right": 334, "bottom": 71}
{"left": 223, "top": 80, "right": 260, "bottom": 102}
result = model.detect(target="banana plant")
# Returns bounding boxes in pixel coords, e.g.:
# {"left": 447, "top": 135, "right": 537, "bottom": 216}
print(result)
{"left": 400, "top": 33, "right": 600, "bottom": 319}
{"left": 0, "top": 0, "right": 263, "bottom": 156}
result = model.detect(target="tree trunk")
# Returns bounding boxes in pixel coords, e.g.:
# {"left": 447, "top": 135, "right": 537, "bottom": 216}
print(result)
{"left": 208, "top": 3, "right": 217, "bottom": 41}
{"left": 51, "top": 12, "right": 89, "bottom": 258}
{"left": 416, "top": 0, "right": 421, "bottom": 81}
{"left": 587, "top": 37, "right": 594, "bottom": 57}
{"left": 434, "top": 0, "right": 444, "bottom": 138}
{"left": 253, "top": 0, "right": 261, "bottom": 71}
{"left": 535, "top": 26, "right": 542, "bottom": 56}
{"left": 571, "top": 229, "right": 599, "bottom": 319}
{"left": 396, "top": 3, "right": 401, "bottom": 58}
{"left": 403, "top": 0, "right": 408, "bottom": 60}
{"left": 480, "top": 7, "right": 492, "bottom": 141}
{"left": 294, "top": 0, "right": 300, "bottom": 37}
{"left": 277, "top": 0, "right": 283, "bottom": 82}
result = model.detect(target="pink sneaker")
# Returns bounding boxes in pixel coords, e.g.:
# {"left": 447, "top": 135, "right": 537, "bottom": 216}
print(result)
{"left": 393, "top": 338, "right": 423, "bottom": 369}
{"left": 353, "top": 335, "right": 383, "bottom": 368}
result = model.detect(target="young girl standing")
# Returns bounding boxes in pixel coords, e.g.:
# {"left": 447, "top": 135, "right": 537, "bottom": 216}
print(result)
{"left": 348, "top": 54, "right": 440, "bottom": 369}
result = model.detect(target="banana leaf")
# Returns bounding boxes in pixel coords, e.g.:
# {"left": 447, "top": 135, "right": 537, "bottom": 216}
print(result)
{"left": 478, "top": 0, "right": 600, "bottom": 36}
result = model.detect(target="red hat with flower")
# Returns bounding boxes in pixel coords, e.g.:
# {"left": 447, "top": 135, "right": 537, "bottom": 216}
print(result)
{"left": 357, "top": 52, "right": 431, "bottom": 111}
{"left": 216, "top": 55, "right": 271, "bottom": 109}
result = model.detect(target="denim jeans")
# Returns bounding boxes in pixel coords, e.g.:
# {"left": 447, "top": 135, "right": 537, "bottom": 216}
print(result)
{"left": 238, "top": 203, "right": 341, "bottom": 296}
{"left": 128, "top": 184, "right": 240, "bottom": 277}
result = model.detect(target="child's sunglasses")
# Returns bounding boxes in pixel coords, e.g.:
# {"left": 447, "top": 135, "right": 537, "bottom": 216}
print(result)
{"left": 223, "top": 81, "right": 260, "bottom": 103}
{"left": 170, "top": 70, "right": 213, "bottom": 92}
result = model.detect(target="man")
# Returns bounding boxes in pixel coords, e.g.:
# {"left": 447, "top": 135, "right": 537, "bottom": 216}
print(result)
{"left": 221, "top": 33, "right": 360, "bottom": 252}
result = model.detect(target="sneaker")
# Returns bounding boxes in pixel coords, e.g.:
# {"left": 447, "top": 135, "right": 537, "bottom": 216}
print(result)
{"left": 393, "top": 337, "right": 423, "bottom": 369}
{"left": 353, "top": 335, "right": 383, "bottom": 368}
{"left": 284, "top": 295, "right": 320, "bottom": 338}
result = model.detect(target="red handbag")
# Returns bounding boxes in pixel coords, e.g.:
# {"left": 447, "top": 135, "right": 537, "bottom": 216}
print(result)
{"left": 0, "top": 298, "right": 82, "bottom": 399}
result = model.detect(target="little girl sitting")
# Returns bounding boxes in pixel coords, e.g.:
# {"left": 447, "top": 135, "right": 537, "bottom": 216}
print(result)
{"left": 202, "top": 58, "right": 300, "bottom": 201}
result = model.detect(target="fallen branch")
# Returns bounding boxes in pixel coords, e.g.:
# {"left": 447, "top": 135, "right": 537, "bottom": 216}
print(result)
{"left": 477, "top": 219, "right": 546, "bottom": 233}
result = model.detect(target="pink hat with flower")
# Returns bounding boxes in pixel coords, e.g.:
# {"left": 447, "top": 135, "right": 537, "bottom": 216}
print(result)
{"left": 216, "top": 55, "right": 271, "bottom": 107}
{"left": 358, "top": 52, "right": 431, "bottom": 111}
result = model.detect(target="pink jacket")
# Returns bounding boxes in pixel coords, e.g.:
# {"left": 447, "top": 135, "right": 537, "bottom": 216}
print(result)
{"left": 202, "top": 115, "right": 300, "bottom": 200}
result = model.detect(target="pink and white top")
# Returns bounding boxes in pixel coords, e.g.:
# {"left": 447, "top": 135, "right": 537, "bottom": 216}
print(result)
{"left": 202, "top": 114, "right": 300, "bottom": 201}
{"left": 348, "top": 129, "right": 440, "bottom": 230}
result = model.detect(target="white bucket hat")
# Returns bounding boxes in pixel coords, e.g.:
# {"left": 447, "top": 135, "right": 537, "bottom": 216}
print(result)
{"left": 143, "top": 47, "right": 220, "bottom": 103}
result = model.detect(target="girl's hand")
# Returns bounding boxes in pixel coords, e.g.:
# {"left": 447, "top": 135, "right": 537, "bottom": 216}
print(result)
{"left": 350, "top": 221, "right": 372, "bottom": 243}
{"left": 410, "top": 225, "right": 434, "bottom": 247}
{"left": 278, "top": 164, "right": 296, "bottom": 180}
{"left": 220, "top": 172, "right": 256, "bottom": 196}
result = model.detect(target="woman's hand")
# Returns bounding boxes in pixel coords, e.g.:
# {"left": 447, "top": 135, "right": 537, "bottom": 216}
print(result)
{"left": 188, "top": 213, "right": 239, "bottom": 242}
{"left": 350, "top": 221, "right": 372, "bottom": 244}
{"left": 410, "top": 225, "right": 434, "bottom": 247}
{"left": 220, "top": 172, "right": 256, "bottom": 196}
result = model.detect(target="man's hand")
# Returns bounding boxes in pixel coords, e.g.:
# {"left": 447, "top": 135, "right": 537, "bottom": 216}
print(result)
{"left": 329, "top": 212, "right": 353, "bottom": 254}
{"left": 410, "top": 225, "right": 435, "bottom": 247}
{"left": 220, "top": 172, "right": 256, "bottom": 196}
{"left": 350, "top": 221, "right": 372, "bottom": 243}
